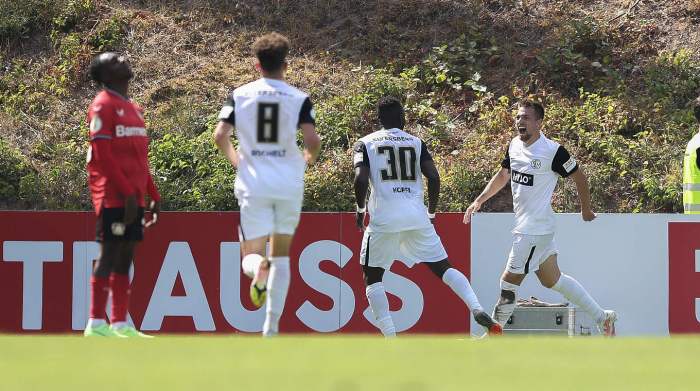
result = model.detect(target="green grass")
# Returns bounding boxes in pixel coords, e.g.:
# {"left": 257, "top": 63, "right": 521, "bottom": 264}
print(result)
{"left": 1, "top": 335, "right": 699, "bottom": 390}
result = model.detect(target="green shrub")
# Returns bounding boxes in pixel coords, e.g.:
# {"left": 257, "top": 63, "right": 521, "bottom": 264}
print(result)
{"left": 316, "top": 67, "right": 412, "bottom": 150}
{"left": 0, "top": 0, "right": 60, "bottom": 41}
{"left": 642, "top": 50, "right": 700, "bottom": 112}
{"left": 149, "top": 131, "right": 237, "bottom": 211}
{"left": 418, "top": 31, "right": 494, "bottom": 93}
{"left": 0, "top": 138, "right": 35, "bottom": 207}
{"left": 303, "top": 150, "right": 354, "bottom": 211}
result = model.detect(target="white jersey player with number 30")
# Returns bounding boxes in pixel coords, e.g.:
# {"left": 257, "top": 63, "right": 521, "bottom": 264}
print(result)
{"left": 353, "top": 97, "right": 502, "bottom": 337}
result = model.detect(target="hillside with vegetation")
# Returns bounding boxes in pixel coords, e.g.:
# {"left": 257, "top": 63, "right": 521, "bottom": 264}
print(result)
{"left": 2, "top": 0, "right": 700, "bottom": 213}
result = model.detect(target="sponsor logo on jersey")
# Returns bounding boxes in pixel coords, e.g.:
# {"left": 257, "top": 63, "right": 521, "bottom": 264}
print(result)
{"left": 115, "top": 125, "right": 147, "bottom": 137}
{"left": 511, "top": 169, "right": 534, "bottom": 186}
{"left": 252, "top": 149, "right": 287, "bottom": 157}
{"left": 563, "top": 157, "right": 577, "bottom": 173}
{"left": 530, "top": 159, "right": 541, "bottom": 169}
{"left": 116, "top": 108, "right": 125, "bottom": 117}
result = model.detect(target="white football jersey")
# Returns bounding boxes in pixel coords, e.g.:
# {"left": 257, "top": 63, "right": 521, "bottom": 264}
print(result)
{"left": 502, "top": 132, "right": 578, "bottom": 235}
{"left": 354, "top": 128, "right": 433, "bottom": 232}
{"left": 218, "top": 78, "right": 315, "bottom": 200}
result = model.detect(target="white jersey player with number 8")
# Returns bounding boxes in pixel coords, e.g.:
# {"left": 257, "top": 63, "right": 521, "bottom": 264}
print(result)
{"left": 214, "top": 33, "right": 321, "bottom": 337}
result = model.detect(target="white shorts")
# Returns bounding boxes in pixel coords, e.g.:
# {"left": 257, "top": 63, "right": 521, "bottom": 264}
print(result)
{"left": 506, "top": 233, "right": 558, "bottom": 274}
{"left": 359, "top": 226, "right": 448, "bottom": 269}
{"left": 237, "top": 196, "right": 302, "bottom": 240}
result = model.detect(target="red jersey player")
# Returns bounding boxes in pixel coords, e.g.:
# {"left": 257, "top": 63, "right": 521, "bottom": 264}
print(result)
{"left": 83, "top": 52, "right": 160, "bottom": 338}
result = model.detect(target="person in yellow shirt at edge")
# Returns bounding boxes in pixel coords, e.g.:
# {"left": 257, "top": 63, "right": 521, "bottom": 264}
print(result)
{"left": 683, "top": 97, "right": 700, "bottom": 214}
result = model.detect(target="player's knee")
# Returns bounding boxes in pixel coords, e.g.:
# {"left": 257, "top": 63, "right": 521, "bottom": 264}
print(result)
{"left": 362, "top": 265, "right": 385, "bottom": 286}
{"left": 538, "top": 272, "right": 560, "bottom": 289}
{"left": 425, "top": 259, "right": 451, "bottom": 278}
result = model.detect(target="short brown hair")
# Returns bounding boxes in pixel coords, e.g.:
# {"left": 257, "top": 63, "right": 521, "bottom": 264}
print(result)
{"left": 517, "top": 99, "right": 545, "bottom": 120}
{"left": 252, "top": 32, "right": 289, "bottom": 72}
{"left": 694, "top": 96, "right": 700, "bottom": 122}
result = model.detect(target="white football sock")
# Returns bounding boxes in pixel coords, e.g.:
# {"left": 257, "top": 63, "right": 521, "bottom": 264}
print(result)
{"left": 551, "top": 273, "right": 605, "bottom": 323}
{"left": 87, "top": 318, "right": 106, "bottom": 328}
{"left": 442, "top": 268, "right": 483, "bottom": 313}
{"left": 366, "top": 282, "right": 396, "bottom": 337}
{"left": 493, "top": 280, "right": 519, "bottom": 326}
{"left": 263, "top": 256, "right": 290, "bottom": 337}
{"left": 111, "top": 321, "right": 128, "bottom": 330}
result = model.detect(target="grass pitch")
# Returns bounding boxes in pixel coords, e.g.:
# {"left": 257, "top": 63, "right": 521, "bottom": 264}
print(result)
{"left": 1, "top": 335, "right": 698, "bottom": 390}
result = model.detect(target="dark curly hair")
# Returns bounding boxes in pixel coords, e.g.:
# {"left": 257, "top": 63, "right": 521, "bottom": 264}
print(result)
{"left": 377, "top": 96, "right": 405, "bottom": 129}
{"left": 252, "top": 32, "right": 290, "bottom": 72}
{"left": 88, "top": 53, "right": 107, "bottom": 85}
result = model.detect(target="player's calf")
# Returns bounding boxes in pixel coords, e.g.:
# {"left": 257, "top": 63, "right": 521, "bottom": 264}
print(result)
{"left": 493, "top": 280, "right": 519, "bottom": 326}
{"left": 242, "top": 253, "right": 269, "bottom": 308}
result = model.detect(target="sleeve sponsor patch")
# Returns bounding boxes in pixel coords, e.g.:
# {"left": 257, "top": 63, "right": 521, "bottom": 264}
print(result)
{"left": 90, "top": 115, "right": 102, "bottom": 132}
{"left": 353, "top": 151, "right": 365, "bottom": 165}
{"left": 218, "top": 105, "right": 234, "bottom": 120}
{"left": 563, "top": 157, "right": 577, "bottom": 173}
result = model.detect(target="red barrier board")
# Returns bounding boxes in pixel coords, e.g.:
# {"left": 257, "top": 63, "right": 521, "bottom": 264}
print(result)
{"left": 668, "top": 222, "right": 700, "bottom": 333}
{"left": 0, "top": 211, "right": 473, "bottom": 334}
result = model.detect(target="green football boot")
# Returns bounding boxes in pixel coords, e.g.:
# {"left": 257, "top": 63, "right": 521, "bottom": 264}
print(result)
{"left": 111, "top": 325, "right": 154, "bottom": 338}
{"left": 84, "top": 323, "right": 124, "bottom": 337}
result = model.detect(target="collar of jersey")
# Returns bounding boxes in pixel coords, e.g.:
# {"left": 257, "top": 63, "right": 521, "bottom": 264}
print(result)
{"left": 523, "top": 132, "right": 544, "bottom": 148}
{"left": 104, "top": 88, "right": 131, "bottom": 102}
{"left": 261, "top": 77, "right": 286, "bottom": 85}
{"left": 383, "top": 128, "right": 402, "bottom": 133}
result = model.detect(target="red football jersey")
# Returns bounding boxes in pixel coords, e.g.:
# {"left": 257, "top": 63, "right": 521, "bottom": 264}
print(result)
{"left": 86, "top": 89, "right": 159, "bottom": 215}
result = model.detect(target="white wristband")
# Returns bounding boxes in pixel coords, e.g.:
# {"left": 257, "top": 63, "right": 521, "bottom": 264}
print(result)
{"left": 427, "top": 212, "right": 436, "bottom": 219}
{"left": 357, "top": 206, "right": 366, "bottom": 213}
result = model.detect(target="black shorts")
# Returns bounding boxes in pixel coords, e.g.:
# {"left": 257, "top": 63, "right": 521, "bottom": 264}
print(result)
{"left": 96, "top": 207, "right": 145, "bottom": 242}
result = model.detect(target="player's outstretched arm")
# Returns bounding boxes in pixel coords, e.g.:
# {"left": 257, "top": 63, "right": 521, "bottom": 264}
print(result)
{"left": 570, "top": 168, "right": 596, "bottom": 221}
{"left": 463, "top": 167, "right": 510, "bottom": 224}
{"left": 420, "top": 159, "right": 440, "bottom": 219}
{"left": 353, "top": 166, "right": 370, "bottom": 230}
{"left": 301, "top": 123, "right": 321, "bottom": 164}
{"left": 213, "top": 121, "right": 239, "bottom": 168}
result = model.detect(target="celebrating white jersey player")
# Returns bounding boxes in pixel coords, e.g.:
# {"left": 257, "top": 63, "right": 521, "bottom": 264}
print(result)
{"left": 214, "top": 32, "right": 321, "bottom": 337}
{"left": 353, "top": 96, "right": 502, "bottom": 337}
{"left": 463, "top": 100, "right": 617, "bottom": 336}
